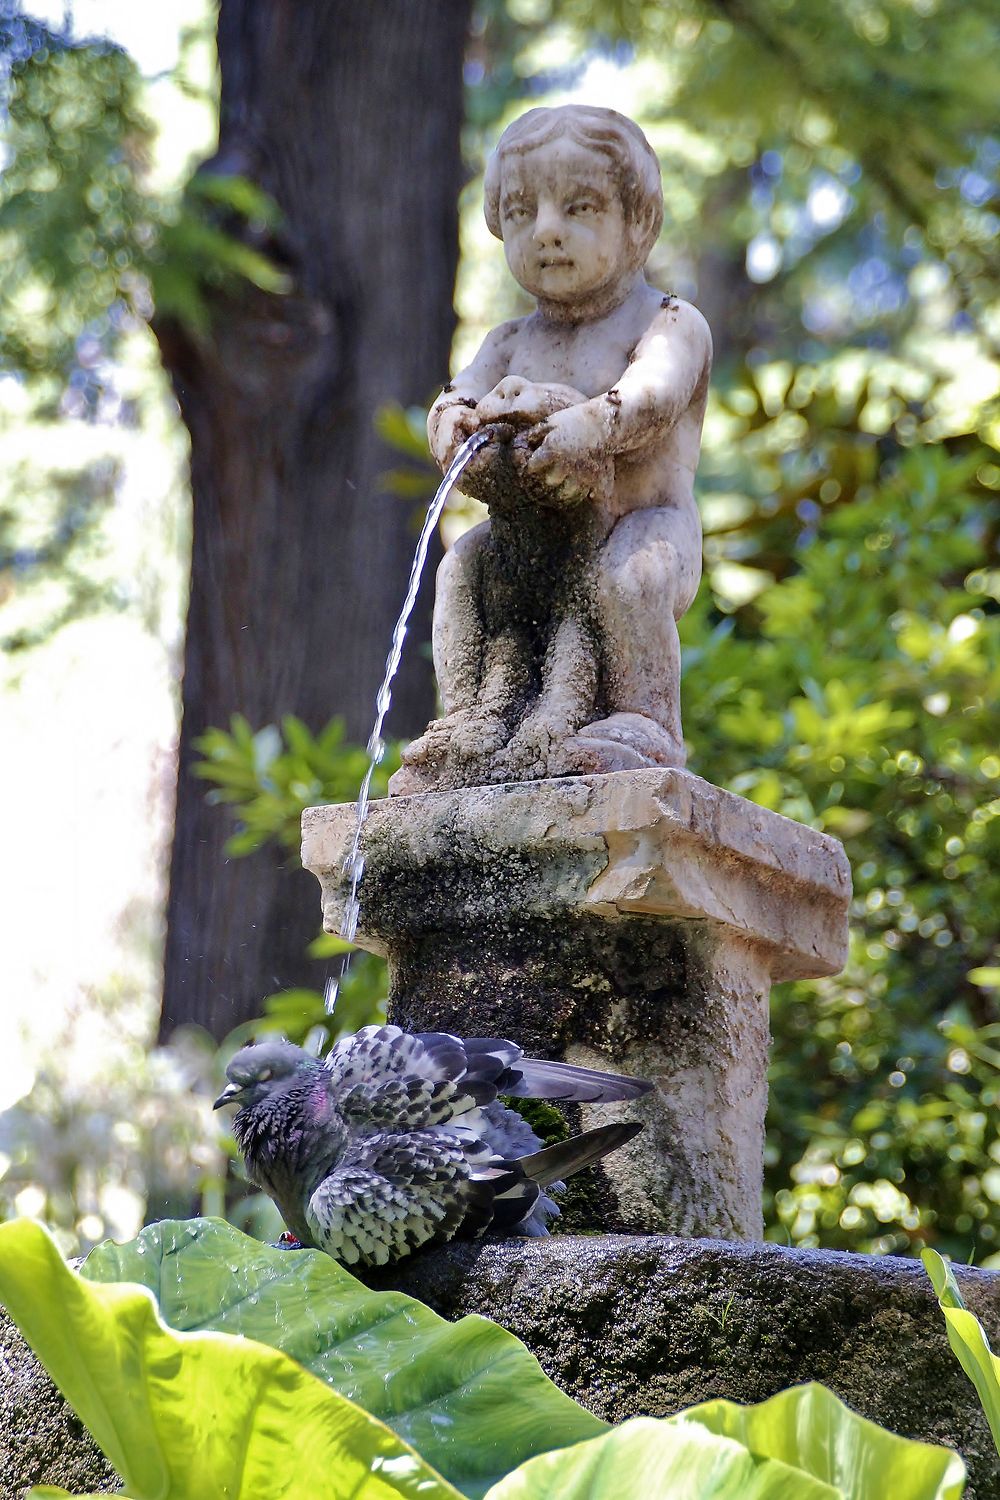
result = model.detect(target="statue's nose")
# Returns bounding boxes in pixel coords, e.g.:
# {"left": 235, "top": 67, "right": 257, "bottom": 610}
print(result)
{"left": 532, "top": 201, "right": 564, "bottom": 246}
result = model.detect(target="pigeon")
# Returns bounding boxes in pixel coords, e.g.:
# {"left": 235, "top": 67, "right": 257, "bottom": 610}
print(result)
{"left": 214, "top": 1025, "right": 653, "bottom": 1267}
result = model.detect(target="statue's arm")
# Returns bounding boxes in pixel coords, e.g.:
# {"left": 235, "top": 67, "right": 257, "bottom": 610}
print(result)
{"left": 427, "top": 322, "right": 519, "bottom": 469}
{"left": 598, "top": 299, "right": 713, "bottom": 456}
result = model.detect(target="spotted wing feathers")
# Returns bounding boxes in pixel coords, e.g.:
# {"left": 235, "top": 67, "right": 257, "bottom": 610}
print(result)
{"left": 306, "top": 1129, "right": 486, "bottom": 1267}
{"left": 326, "top": 1024, "right": 652, "bottom": 1102}
{"left": 338, "top": 1075, "right": 493, "bottom": 1134}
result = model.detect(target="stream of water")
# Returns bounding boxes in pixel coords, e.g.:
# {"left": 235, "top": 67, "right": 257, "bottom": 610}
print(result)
{"left": 324, "top": 428, "right": 491, "bottom": 1016}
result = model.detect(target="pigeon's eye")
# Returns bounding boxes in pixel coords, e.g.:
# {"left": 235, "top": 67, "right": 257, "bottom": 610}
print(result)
{"left": 258, "top": 1068, "right": 273, "bottom": 1082}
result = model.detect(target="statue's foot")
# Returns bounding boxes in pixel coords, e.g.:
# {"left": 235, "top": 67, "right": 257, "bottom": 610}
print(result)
{"left": 389, "top": 713, "right": 461, "bottom": 795}
{"left": 505, "top": 711, "right": 578, "bottom": 781}
{"left": 398, "top": 712, "right": 462, "bottom": 768}
{"left": 388, "top": 761, "right": 439, "bottom": 795}
{"left": 556, "top": 713, "right": 686, "bottom": 776}
{"left": 389, "top": 708, "right": 512, "bottom": 795}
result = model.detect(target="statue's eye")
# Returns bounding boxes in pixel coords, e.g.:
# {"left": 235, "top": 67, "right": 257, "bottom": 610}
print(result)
{"left": 568, "top": 200, "right": 597, "bottom": 216}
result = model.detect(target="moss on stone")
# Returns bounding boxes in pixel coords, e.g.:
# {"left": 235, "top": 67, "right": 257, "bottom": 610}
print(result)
{"left": 505, "top": 1096, "right": 570, "bottom": 1147}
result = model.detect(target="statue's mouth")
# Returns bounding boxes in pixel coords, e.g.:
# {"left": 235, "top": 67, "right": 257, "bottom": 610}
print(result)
{"left": 539, "top": 257, "right": 573, "bottom": 270}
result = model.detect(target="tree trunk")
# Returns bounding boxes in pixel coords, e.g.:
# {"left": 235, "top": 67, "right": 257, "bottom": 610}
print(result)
{"left": 159, "top": 0, "right": 470, "bottom": 1040}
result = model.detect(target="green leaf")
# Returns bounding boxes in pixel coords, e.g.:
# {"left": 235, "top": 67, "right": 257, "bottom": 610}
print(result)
{"left": 375, "top": 401, "right": 434, "bottom": 461}
{"left": 481, "top": 1417, "right": 843, "bottom": 1499}
{"left": 0, "top": 1218, "right": 461, "bottom": 1500}
{"left": 188, "top": 171, "right": 285, "bottom": 228}
{"left": 307, "top": 931, "right": 356, "bottom": 957}
{"left": 924, "top": 1248, "right": 1000, "bottom": 1458}
{"left": 674, "top": 1382, "right": 966, "bottom": 1500}
{"left": 82, "top": 1218, "right": 606, "bottom": 1500}
{"left": 28, "top": 1491, "right": 138, "bottom": 1499}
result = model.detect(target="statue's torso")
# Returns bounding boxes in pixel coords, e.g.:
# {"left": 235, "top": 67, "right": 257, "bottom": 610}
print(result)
{"left": 498, "top": 284, "right": 708, "bottom": 518}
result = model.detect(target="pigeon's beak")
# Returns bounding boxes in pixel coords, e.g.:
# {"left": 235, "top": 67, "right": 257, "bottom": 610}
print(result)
{"left": 213, "top": 1081, "right": 246, "bottom": 1110}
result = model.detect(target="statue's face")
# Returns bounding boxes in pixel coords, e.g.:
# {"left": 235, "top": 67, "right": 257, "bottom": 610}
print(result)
{"left": 498, "top": 136, "right": 632, "bottom": 306}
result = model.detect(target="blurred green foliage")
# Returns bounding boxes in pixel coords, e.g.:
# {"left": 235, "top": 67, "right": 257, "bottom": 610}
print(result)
{"left": 0, "top": 10, "right": 285, "bottom": 650}
{"left": 0, "top": 15, "right": 285, "bottom": 375}
{"left": 193, "top": 714, "right": 398, "bottom": 857}
{"left": 193, "top": 713, "right": 400, "bottom": 1035}
{"left": 680, "top": 374, "right": 1000, "bottom": 1259}
{"left": 376, "top": 401, "right": 442, "bottom": 503}
{"left": 0, "top": 27, "right": 150, "bottom": 377}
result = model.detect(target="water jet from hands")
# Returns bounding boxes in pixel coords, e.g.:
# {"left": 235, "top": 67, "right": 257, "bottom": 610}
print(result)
{"left": 325, "top": 428, "right": 493, "bottom": 1015}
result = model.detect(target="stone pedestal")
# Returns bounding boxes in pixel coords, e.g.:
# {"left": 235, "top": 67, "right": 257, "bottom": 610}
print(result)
{"left": 302, "top": 769, "right": 851, "bottom": 1240}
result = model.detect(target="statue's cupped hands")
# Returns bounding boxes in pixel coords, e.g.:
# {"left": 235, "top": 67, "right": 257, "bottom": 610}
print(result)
{"left": 517, "top": 400, "right": 614, "bottom": 507}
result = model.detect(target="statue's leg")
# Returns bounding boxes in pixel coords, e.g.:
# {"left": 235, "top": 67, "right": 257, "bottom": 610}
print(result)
{"left": 396, "top": 524, "right": 490, "bottom": 776}
{"left": 433, "top": 522, "right": 490, "bottom": 717}
{"left": 567, "top": 507, "right": 702, "bottom": 771}
{"left": 505, "top": 614, "right": 598, "bottom": 780}
{"left": 394, "top": 522, "right": 528, "bottom": 790}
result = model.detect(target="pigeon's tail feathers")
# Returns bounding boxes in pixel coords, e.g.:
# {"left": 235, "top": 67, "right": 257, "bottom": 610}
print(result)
{"left": 517, "top": 1122, "right": 643, "bottom": 1188}
{"left": 502, "top": 1057, "right": 654, "bottom": 1103}
{"left": 480, "top": 1170, "right": 543, "bottom": 1233}
{"left": 459, "top": 1172, "right": 515, "bottom": 1237}
{"left": 474, "top": 1123, "right": 641, "bottom": 1234}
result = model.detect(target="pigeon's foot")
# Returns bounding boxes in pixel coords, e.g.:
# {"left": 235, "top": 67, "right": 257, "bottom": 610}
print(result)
{"left": 276, "top": 1231, "right": 304, "bottom": 1250}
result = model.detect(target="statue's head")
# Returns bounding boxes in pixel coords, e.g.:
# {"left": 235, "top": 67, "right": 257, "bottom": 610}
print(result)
{"left": 484, "top": 105, "right": 663, "bottom": 308}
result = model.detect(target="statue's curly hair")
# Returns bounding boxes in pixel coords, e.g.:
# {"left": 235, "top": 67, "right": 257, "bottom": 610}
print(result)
{"left": 484, "top": 105, "right": 663, "bottom": 266}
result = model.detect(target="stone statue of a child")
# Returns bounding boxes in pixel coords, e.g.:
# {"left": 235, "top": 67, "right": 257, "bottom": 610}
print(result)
{"left": 390, "top": 104, "right": 711, "bottom": 794}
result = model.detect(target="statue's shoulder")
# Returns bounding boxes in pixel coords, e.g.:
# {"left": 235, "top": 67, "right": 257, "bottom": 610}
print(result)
{"left": 451, "top": 316, "right": 531, "bottom": 388}
{"left": 456, "top": 316, "right": 531, "bottom": 381}
{"left": 639, "top": 291, "right": 713, "bottom": 359}
{"left": 480, "top": 315, "right": 531, "bottom": 351}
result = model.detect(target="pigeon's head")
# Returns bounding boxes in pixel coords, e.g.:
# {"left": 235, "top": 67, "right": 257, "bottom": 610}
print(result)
{"left": 213, "top": 1038, "right": 318, "bottom": 1112}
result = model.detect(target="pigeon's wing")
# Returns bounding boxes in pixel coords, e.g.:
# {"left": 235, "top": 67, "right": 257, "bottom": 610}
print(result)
{"left": 337, "top": 1075, "right": 492, "bottom": 1136}
{"left": 305, "top": 1130, "right": 498, "bottom": 1267}
{"left": 498, "top": 1056, "right": 654, "bottom": 1102}
{"left": 325, "top": 1026, "right": 651, "bottom": 1102}
{"left": 325, "top": 1025, "right": 468, "bottom": 1090}
{"left": 324, "top": 1026, "right": 503, "bottom": 1138}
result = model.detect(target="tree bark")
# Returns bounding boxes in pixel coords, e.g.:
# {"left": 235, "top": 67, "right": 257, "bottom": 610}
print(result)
{"left": 159, "top": 0, "right": 470, "bottom": 1040}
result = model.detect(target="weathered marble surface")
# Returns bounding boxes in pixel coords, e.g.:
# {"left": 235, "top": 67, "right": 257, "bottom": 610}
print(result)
{"left": 392, "top": 105, "right": 712, "bottom": 794}
{"left": 302, "top": 769, "right": 851, "bottom": 1239}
